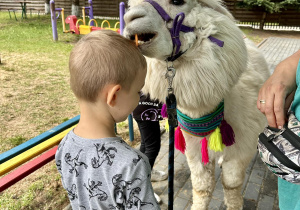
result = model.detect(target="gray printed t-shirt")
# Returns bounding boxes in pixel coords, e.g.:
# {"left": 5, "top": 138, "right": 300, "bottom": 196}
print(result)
{"left": 55, "top": 129, "right": 160, "bottom": 210}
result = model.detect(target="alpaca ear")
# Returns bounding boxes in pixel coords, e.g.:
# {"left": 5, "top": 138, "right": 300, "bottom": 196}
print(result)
{"left": 107, "top": 84, "right": 121, "bottom": 107}
{"left": 198, "top": 0, "right": 235, "bottom": 20}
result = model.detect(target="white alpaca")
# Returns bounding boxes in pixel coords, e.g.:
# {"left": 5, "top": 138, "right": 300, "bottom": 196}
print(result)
{"left": 123, "top": 0, "right": 270, "bottom": 209}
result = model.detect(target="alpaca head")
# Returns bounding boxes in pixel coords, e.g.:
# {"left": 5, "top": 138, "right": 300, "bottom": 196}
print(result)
{"left": 124, "top": 0, "right": 236, "bottom": 60}
{"left": 124, "top": 0, "right": 195, "bottom": 60}
{"left": 124, "top": 0, "right": 249, "bottom": 115}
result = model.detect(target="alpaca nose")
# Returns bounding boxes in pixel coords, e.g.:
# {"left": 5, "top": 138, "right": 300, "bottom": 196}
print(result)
{"left": 124, "top": 8, "right": 146, "bottom": 24}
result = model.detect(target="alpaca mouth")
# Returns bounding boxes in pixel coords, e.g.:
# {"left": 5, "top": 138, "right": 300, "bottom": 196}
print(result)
{"left": 130, "top": 33, "right": 157, "bottom": 45}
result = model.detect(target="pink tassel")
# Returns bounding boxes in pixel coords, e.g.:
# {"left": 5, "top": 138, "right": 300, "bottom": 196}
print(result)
{"left": 161, "top": 103, "right": 168, "bottom": 118}
{"left": 201, "top": 137, "right": 209, "bottom": 165}
{"left": 175, "top": 127, "right": 186, "bottom": 154}
{"left": 220, "top": 120, "right": 235, "bottom": 146}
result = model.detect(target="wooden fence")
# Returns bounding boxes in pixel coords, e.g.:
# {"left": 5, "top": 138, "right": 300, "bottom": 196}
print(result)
{"left": 224, "top": 0, "right": 300, "bottom": 29}
{"left": 0, "top": 0, "right": 44, "bottom": 13}
{"left": 0, "top": 0, "right": 124, "bottom": 17}
{"left": 53, "top": 0, "right": 124, "bottom": 17}
{"left": 0, "top": 0, "right": 299, "bottom": 29}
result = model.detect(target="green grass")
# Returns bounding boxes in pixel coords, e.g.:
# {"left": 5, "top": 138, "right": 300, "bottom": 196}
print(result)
{"left": 0, "top": 12, "right": 122, "bottom": 152}
{"left": 0, "top": 14, "right": 75, "bottom": 54}
{"left": 8, "top": 135, "right": 27, "bottom": 147}
{"left": 0, "top": 11, "right": 125, "bottom": 209}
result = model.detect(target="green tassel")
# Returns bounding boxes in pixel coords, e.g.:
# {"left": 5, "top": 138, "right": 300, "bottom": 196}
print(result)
{"left": 209, "top": 127, "right": 225, "bottom": 151}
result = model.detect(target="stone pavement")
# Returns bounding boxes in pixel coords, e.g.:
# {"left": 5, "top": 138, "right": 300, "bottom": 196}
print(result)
{"left": 151, "top": 37, "right": 300, "bottom": 210}
{"left": 259, "top": 37, "right": 300, "bottom": 74}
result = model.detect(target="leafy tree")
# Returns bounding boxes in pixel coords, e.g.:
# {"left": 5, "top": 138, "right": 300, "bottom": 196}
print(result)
{"left": 237, "top": 0, "right": 300, "bottom": 29}
{"left": 239, "top": 0, "right": 300, "bottom": 13}
{"left": 279, "top": 0, "right": 300, "bottom": 9}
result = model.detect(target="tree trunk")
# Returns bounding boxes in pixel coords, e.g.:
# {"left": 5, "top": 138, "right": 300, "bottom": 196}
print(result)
{"left": 44, "top": 0, "right": 50, "bottom": 14}
{"left": 72, "top": 0, "right": 80, "bottom": 17}
{"left": 260, "top": 12, "right": 267, "bottom": 30}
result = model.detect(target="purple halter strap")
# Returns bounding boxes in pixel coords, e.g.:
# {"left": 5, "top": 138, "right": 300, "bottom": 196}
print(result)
{"left": 144, "top": 0, "right": 224, "bottom": 61}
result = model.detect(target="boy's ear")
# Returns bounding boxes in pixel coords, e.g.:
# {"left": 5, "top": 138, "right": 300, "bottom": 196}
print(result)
{"left": 107, "top": 84, "right": 121, "bottom": 107}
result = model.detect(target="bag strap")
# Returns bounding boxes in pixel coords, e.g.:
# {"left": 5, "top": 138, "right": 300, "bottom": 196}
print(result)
{"left": 259, "top": 133, "right": 300, "bottom": 172}
{"left": 282, "top": 125, "right": 300, "bottom": 150}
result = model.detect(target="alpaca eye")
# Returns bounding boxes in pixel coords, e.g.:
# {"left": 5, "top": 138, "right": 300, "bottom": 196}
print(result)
{"left": 171, "top": 0, "right": 185, "bottom": 6}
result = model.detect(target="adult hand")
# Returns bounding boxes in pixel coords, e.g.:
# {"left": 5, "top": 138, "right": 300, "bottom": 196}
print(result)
{"left": 257, "top": 50, "right": 300, "bottom": 128}
{"left": 257, "top": 76, "right": 294, "bottom": 128}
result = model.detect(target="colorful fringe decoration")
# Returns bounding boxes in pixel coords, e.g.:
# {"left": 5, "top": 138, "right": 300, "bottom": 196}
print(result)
{"left": 209, "top": 127, "right": 225, "bottom": 151}
{"left": 175, "top": 126, "right": 186, "bottom": 154}
{"left": 220, "top": 120, "right": 235, "bottom": 146}
{"left": 161, "top": 103, "right": 168, "bottom": 118}
{"left": 201, "top": 137, "right": 209, "bottom": 165}
{"left": 171, "top": 101, "right": 235, "bottom": 166}
{"left": 165, "top": 119, "right": 169, "bottom": 132}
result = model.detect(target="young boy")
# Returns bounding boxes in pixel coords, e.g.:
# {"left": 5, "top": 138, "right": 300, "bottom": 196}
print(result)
{"left": 55, "top": 30, "right": 160, "bottom": 210}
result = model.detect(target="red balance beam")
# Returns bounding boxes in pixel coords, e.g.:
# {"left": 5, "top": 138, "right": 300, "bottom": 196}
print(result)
{"left": 0, "top": 146, "right": 58, "bottom": 192}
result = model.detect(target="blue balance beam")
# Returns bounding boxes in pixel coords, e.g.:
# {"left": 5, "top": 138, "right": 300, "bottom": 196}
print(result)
{"left": 0, "top": 115, "right": 80, "bottom": 164}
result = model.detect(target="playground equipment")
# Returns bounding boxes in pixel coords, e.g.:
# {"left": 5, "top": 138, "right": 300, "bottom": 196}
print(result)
{"left": 66, "top": 7, "right": 120, "bottom": 35}
{"left": 50, "top": 0, "right": 124, "bottom": 40}
{"left": 0, "top": 116, "right": 79, "bottom": 191}
{"left": 64, "top": 15, "right": 120, "bottom": 35}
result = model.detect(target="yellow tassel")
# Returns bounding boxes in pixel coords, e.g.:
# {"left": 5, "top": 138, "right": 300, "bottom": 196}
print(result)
{"left": 209, "top": 127, "right": 225, "bottom": 151}
{"left": 165, "top": 120, "right": 169, "bottom": 133}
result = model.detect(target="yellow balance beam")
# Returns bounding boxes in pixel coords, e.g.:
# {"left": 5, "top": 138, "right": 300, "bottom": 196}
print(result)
{"left": 0, "top": 125, "right": 76, "bottom": 176}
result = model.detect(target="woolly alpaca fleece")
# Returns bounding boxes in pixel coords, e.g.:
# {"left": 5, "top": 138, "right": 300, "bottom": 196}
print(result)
{"left": 124, "top": 0, "right": 270, "bottom": 209}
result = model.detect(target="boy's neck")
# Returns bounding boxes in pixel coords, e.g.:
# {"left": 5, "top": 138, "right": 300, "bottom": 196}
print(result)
{"left": 74, "top": 102, "right": 117, "bottom": 139}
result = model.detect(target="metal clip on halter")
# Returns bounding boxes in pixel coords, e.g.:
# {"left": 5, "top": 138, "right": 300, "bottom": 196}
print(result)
{"left": 165, "top": 63, "right": 176, "bottom": 94}
{"left": 165, "top": 62, "right": 178, "bottom": 127}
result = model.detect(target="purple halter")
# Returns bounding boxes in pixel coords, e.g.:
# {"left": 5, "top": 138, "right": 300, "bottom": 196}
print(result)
{"left": 144, "top": 0, "right": 224, "bottom": 61}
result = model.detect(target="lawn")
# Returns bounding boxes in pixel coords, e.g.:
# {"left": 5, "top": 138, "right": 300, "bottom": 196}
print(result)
{"left": 0, "top": 12, "right": 139, "bottom": 209}
{"left": 0, "top": 10, "right": 299, "bottom": 209}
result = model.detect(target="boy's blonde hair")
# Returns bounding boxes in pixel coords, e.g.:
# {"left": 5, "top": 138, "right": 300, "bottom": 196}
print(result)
{"left": 69, "top": 30, "right": 146, "bottom": 102}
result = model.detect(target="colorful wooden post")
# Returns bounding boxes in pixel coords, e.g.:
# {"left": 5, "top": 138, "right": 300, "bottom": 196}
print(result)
{"left": 50, "top": 0, "right": 58, "bottom": 41}
{"left": 0, "top": 116, "right": 80, "bottom": 164}
{"left": 88, "top": 0, "right": 94, "bottom": 26}
{"left": 118, "top": 2, "right": 134, "bottom": 141}
{"left": 0, "top": 146, "right": 58, "bottom": 192}
{"left": 0, "top": 116, "right": 79, "bottom": 191}
{"left": 119, "top": 2, "right": 125, "bottom": 35}
{"left": 0, "top": 125, "right": 76, "bottom": 176}
{"left": 82, "top": 0, "right": 94, "bottom": 26}
{"left": 50, "top": 0, "right": 65, "bottom": 41}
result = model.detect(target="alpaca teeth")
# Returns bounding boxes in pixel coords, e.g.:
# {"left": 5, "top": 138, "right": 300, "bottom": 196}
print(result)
{"left": 138, "top": 40, "right": 145, "bottom": 45}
